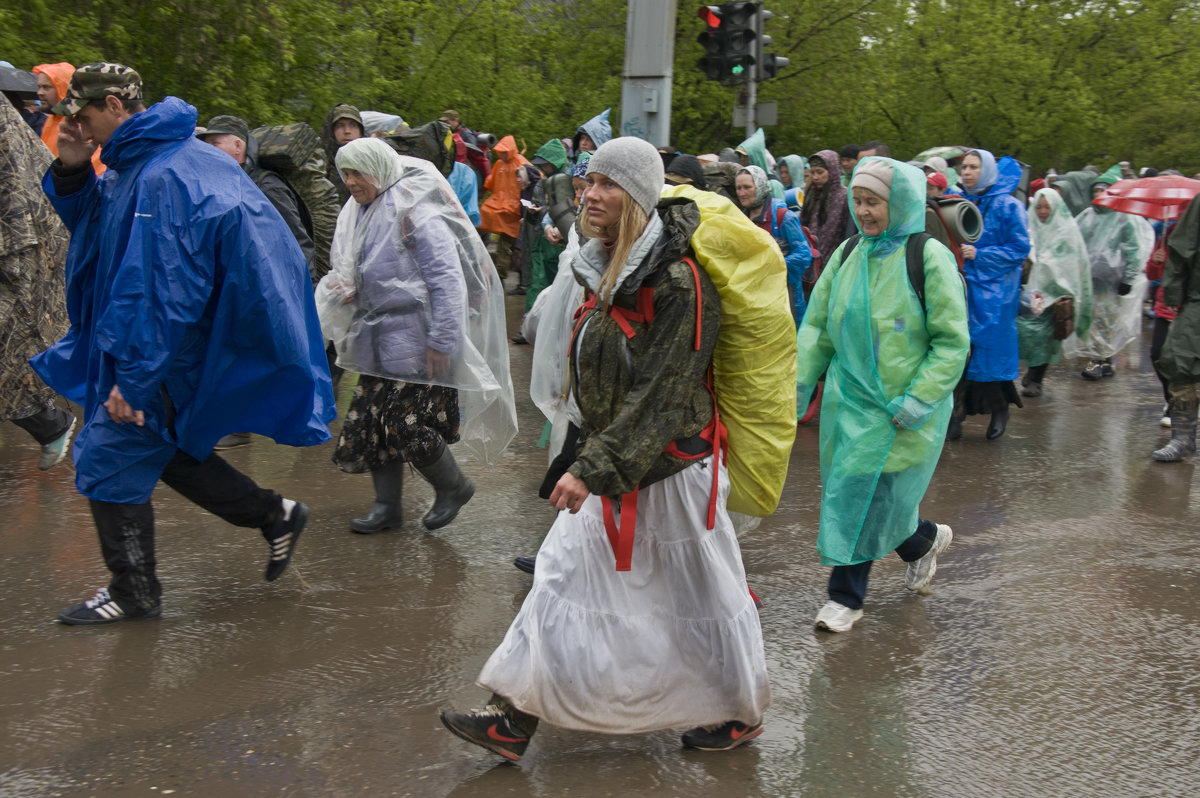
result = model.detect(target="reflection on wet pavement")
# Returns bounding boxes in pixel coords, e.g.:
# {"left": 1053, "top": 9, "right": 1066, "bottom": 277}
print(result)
{"left": 2, "top": 317, "right": 1197, "bottom": 796}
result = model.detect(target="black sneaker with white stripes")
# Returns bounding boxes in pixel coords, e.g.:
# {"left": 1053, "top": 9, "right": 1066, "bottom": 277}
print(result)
{"left": 263, "top": 499, "right": 309, "bottom": 582}
{"left": 58, "top": 588, "right": 162, "bottom": 626}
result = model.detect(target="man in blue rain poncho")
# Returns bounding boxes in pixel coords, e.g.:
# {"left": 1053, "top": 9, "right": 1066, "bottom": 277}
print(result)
{"left": 952, "top": 149, "right": 1031, "bottom": 441}
{"left": 797, "top": 157, "right": 970, "bottom": 632}
{"left": 33, "top": 64, "right": 336, "bottom": 625}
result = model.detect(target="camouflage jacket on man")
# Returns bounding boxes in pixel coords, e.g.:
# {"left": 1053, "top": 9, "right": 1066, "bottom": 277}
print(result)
{"left": 567, "top": 199, "right": 721, "bottom": 498}
{"left": 0, "top": 101, "right": 69, "bottom": 419}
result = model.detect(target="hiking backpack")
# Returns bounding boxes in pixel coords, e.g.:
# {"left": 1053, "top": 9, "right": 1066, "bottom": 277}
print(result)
{"left": 251, "top": 122, "right": 340, "bottom": 282}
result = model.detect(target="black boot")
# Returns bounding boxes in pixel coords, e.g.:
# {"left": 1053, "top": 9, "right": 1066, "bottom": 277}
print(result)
{"left": 986, "top": 407, "right": 1009, "bottom": 440}
{"left": 350, "top": 462, "right": 404, "bottom": 533}
{"left": 416, "top": 442, "right": 474, "bottom": 530}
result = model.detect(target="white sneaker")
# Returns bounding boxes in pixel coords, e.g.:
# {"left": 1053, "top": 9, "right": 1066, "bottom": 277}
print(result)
{"left": 906, "top": 524, "right": 953, "bottom": 593}
{"left": 815, "top": 600, "right": 863, "bottom": 632}
{"left": 1161, "top": 404, "right": 1172, "bottom": 428}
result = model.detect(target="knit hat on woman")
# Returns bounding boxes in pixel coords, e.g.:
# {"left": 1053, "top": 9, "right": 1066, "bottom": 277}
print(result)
{"left": 586, "top": 137, "right": 665, "bottom": 216}
{"left": 849, "top": 157, "right": 896, "bottom": 201}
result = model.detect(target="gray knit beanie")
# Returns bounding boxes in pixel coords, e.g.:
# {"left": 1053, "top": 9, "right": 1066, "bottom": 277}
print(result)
{"left": 586, "top": 137, "right": 664, "bottom": 216}
{"left": 849, "top": 156, "right": 895, "bottom": 202}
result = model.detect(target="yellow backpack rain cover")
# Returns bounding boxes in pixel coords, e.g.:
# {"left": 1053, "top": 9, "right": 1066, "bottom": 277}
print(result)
{"left": 662, "top": 184, "right": 797, "bottom": 516}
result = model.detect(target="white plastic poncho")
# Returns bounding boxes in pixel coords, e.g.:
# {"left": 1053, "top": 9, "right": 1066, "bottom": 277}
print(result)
{"left": 316, "top": 138, "right": 516, "bottom": 463}
{"left": 1065, "top": 205, "right": 1154, "bottom": 360}
{"left": 523, "top": 225, "right": 585, "bottom": 463}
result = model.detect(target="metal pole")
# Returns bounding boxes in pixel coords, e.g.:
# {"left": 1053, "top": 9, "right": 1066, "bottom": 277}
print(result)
{"left": 746, "top": 0, "right": 761, "bottom": 138}
{"left": 621, "top": 0, "right": 678, "bottom": 146}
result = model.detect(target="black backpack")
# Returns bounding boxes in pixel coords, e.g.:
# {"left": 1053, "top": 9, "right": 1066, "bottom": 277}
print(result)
{"left": 383, "top": 120, "right": 455, "bottom": 177}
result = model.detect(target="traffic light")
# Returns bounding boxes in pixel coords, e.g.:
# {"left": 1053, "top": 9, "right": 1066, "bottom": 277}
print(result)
{"left": 757, "top": 8, "right": 789, "bottom": 81}
{"left": 696, "top": 3, "right": 758, "bottom": 85}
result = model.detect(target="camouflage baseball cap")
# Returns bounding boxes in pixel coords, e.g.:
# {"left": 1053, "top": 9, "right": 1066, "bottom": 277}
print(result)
{"left": 200, "top": 115, "right": 249, "bottom": 143}
{"left": 50, "top": 62, "right": 143, "bottom": 116}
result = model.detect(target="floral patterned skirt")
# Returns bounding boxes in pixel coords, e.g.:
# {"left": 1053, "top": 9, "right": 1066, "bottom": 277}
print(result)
{"left": 332, "top": 376, "right": 460, "bottom": 473}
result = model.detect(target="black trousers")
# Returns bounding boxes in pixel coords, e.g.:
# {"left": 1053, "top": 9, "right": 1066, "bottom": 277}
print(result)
{"left": 11, "top": 405, "right": 73, "bottom": 445}
{"left": 827, "top": 520, "right": 938, "bottom": 610}
{"left": 91, "top": 450, "right": 283, "bottom": 612}
{"left": 1150, "top": 316, "right": 1172, "bottom": 403}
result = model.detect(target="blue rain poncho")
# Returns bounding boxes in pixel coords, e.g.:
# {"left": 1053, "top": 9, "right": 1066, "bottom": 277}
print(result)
{"left": 33, "top": 97, "right": 335, "bottom": 503}
{"left": 1019, "top": 188, "right": 1093, "bottom": 366}
{"left": 797, "top": 158, "right": 969, "bottom": 565}
{"left": 572, "top": 108, "right": 611, "bottom": 158}
{"left": 1065, "top": 201, "right": 1154, "bottom": 360}
{"left": 316, "top": 139, "right": 517, "bottom": 464}
{"left": 962, "top": 151, "right": 1031, "bottom": 382}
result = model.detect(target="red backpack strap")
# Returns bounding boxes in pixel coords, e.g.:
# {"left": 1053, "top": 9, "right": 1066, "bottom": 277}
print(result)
{"left": 601, "top": 488, "right": 639, "bottom": 571}
{"left": 680, "top": 256, "right": 703, "bottom": 351}
{"left": 775, "top": 204, "right": 787, "bottom": 236}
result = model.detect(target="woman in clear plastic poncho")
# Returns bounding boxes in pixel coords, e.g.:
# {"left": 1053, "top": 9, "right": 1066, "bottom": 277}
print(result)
{"left": 1066, "top": 175, "right": 1153, "bottom": 379}
{"left": 1017, "top": 188, "right": 1094, "bottom": 397}
{"left": 796, "top": 157, "right": 970, "bottom": 633}
{"left": 316, "top": 138, "right": 516, "bottom": 534}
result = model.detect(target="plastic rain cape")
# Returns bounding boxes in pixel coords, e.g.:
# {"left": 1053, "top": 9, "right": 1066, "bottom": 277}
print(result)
{"left": 661, "top": 184, "right": 797, "bottom": 517}
{"left": 316, "top": 139, "right": 516, "bottom": 464}
{"left": 796, "top": 158, "right": 969, "bottom": 565}
{"left": 1020, "top": 188, "right": 1094, "bottom": 363}
{"left": 1064, "top": 205, "right": 1153, "bottom": 360}
{"left": 527, "top": 225, "right": 585, "bottom": 461}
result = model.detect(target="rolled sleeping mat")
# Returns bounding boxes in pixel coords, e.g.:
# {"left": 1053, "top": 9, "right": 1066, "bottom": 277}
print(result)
{"left": 935, "top": 196, "right": 984, "bottom": 243}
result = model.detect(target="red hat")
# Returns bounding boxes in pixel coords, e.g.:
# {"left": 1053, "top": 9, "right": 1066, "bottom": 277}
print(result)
{"left": 926, "top": 172, "right": 948, "bottom": 189}
{"left": 1030, "top": 178, "right": 1046, "bottom": 193}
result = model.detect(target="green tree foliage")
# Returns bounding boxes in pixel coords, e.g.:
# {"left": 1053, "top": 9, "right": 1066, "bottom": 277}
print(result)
{"left": 3, "top": 0, "right": 1199, "bottom": 172}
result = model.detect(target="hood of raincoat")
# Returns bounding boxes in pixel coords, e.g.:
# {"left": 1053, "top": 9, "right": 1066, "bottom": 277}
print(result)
{"left": 718, "top": 147, "right": 739, "bottom": 163}
{"left": 963, "top": 149, "right": 1022, "bottom": 199}
{"left": 848, "top": 157, "right": 927, "bottom": 254}
{"left": 809, "top": 148, "right": 844, "bottom": 184}
{"left": 32, "top": 62, "right": 72, "bottom": 103}
{"left": 779, "top": 154, "right": 807, "bottom": 189}
{"left": 737, "top": 128, "right": 771, "bottom": 172}
{"left": 1094, "top": 164, "right": 1122, "bottom": 187}
{"left": 33, "top": 96, "right": 335, "bottom": 472}
{"left": 317, "top": 139, "right": 517, "bottom": 463}
{"left": 533, "top": 137, "right": 568, "bottom": 173}
{"left": 573, "top": 108, "right": 611, "bottom": 155}
{"left": 99, "top": 96, "right": 198, "bottom": 171}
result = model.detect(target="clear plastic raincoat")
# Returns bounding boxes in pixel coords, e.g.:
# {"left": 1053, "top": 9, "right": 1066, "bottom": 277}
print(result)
{"left": 1065, "top": 202, "right": 1153, "bottom": 361}
{"left": 315, "top": 138, "right": 516, "bottom": 464}
{"left": 1019, "top": 188, "right": 1093, "bottom": 366}
{"left": 797, "top": 158, "right": 969, "bottom": 565}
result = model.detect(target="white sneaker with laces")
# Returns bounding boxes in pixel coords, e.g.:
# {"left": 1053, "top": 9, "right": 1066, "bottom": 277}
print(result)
{"left": 906, "top": 524, "right": 953, "bottom": 593}
{"left": 815, "top": 600, "right": 863, "bottom": 632}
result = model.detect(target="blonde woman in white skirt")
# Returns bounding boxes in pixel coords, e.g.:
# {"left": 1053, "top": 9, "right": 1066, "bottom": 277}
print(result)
{"left": 440, "top": 137, "right": 769, "bottom": 761}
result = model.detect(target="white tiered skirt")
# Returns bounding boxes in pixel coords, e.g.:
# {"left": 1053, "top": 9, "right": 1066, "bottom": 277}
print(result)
{"left": 478, "top": 456, "right": 770, "bottom": 733}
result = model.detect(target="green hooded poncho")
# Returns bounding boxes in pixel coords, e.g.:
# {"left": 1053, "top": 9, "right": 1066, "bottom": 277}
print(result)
{"left": 797, "top": 157, "right": 970, "bottom": 566}
{"left": 738, "top": 128, "right": 785, "bottom": 201}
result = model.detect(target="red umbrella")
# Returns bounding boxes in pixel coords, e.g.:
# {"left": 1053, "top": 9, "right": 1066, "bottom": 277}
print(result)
{"left": 1092, "top": 176, "right": 1200, "bottom": 220}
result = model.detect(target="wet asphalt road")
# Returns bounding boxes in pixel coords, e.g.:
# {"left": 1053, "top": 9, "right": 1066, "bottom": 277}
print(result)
{"left": 2, "top": 303, "right": 1198, "bottom": 797}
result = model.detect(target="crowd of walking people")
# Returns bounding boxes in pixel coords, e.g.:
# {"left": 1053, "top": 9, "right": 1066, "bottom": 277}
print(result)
{"left": 3, "top": 56, "right": 1198, "bottom": 762}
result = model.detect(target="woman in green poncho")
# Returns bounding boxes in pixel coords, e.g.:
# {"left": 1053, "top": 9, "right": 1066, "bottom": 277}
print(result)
{"left": 797, "top": 157, "right": 970, "bottom": 633}
{"left": 1018, "top": 188, "right": 1094, "bottom": 396}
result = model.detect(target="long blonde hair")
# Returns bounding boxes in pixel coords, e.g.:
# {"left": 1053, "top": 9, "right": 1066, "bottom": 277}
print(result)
{"left": 580, "top": 188, "right": 649, "bottom": 308}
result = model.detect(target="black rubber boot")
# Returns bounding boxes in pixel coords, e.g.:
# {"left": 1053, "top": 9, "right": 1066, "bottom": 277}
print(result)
{"left": 986, "top": 407, "right": 1009, "bottom": 440}
{"left": 350, "top": 462, "right": 404, "bottom": 533}
{"left": 416, "top": 443, "right": 474, "bottom": 530}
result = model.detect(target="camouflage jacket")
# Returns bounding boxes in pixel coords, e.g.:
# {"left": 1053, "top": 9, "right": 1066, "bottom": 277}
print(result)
{"left": 567, "top": 199, "right": 721, "bottom": 497}
{"left": 0, "top": 101, "right": 69, "bottom": 419}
